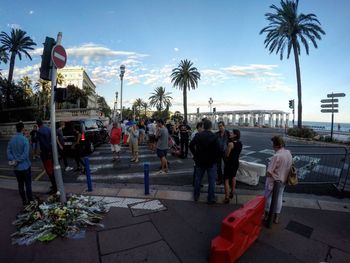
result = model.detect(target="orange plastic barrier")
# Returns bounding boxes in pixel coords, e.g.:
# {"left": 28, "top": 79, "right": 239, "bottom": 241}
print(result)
{"left": 210, "top": 196, "right": 265, "bottom": 263}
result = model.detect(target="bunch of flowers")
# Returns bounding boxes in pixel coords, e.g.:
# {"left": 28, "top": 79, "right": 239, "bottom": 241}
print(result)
{"left": 11, "top": 193, "right": 109, "bottom": 245}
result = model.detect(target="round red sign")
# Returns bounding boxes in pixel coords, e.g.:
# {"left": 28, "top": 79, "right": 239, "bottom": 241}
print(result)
{"left": 51, "top": 45, "right": 67, "bottom": 69}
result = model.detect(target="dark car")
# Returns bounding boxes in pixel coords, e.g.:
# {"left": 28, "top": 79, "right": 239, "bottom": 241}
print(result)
{"left": 61, "top": 119, "right": 108, "bottom": 154}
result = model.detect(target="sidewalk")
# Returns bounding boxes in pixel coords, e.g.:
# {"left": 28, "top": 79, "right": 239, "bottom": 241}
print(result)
{"left": 1, "top": 180, "right": 350, "bottom": 263}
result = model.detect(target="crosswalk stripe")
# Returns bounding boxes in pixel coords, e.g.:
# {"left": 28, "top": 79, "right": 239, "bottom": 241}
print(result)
{"left": 89, "top": 159, "right": 183, "bottom": 170}
{"left": 77, "top": 168, "right": 194, "bottom": 181}
{"left": 88, "top": 153, "right": 158, "bottom": 161}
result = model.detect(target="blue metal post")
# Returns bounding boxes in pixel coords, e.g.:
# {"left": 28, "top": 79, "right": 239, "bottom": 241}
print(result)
{"left": 144, "top": 162, "right": 150, "bottom": 195}
{"left": 84, "top": 157, "right": 93, "bottom": 192}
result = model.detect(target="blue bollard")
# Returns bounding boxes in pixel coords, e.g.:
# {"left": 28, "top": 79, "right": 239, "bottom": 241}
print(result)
{"left": 144, "top": 162, "right": 150, "bottom": 195}
{"left": 84, "top": 157, "right": 93, "bottom": 192}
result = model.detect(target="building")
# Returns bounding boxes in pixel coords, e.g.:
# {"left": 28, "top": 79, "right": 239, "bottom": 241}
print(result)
{"left": 57, "top": 67, "right": 98, "bottom": 108}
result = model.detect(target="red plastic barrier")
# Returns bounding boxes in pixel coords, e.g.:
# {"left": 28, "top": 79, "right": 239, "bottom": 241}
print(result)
{"left": 210, "top": 196, "right": 265, "bottom": 263}
{"left": 123, "top": 134, "right": 129, "bottom": 145}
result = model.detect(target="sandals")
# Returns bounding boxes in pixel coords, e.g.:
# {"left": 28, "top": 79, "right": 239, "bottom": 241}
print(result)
{"left": 223, "top": 197, "right": 230, "bottom": 204}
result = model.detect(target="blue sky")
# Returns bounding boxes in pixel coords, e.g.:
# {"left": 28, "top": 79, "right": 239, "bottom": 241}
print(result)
{"left": 1, "top": 0, "right": 349, "bottom": 123}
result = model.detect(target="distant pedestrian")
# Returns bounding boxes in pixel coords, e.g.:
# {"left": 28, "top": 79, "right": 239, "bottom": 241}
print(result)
{"left": 72, "top": 125, "right": 86, "bottom": 173}
{"left": 110, "top": 122, "right": 122, "bottom": 162}
{"left": 216, "top": 121, "right": 230, "bottom": 185}
{"left": 7, "top": 122, "right": 33, "bottom": 205}
{"left": 179, "top": 120, "right": 191, "bottom": 158}
{"left": 223, "top": 129, "right": 242, "bottom": 204}
{"left": 138, "top": 119, "right": 146, "bottom": 145}
{"left": 338, "top": 123, "right": 341, "bottom": 131}
{"left": 147, "top": 120, "right": 156, "bottom": 151}
{"left": 29, "top": 124, "right": 39, "bottom": 160}
{"left": 128, "top": 122, "right": 140, "bottom": 162}
{"left": 155, "top": 119, "right": 169, "bottom": 174}
{"left": 190, "top": 119, "right": 220, "bottom": 204}
{"left": 264, "top": 136, "right": 292, "bottom": 224}
{"left": 37, "top": 119, "right": 57, "bottom": 194}
{"left": 56, "top": 121, "right": 73, "bottom": 172}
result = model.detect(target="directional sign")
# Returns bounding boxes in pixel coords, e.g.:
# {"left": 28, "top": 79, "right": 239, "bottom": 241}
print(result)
{"left": 321, "top": 109, "right": 338, "bottom": 113}
{"left": 51, "top": 45, "right": 67, "bottom": 69}
{"left": 321, "top": 104, "right": 338, "bottom": 108}
{"left": 321, "top": 99, "right": 338, "bottom": 103}
{"left": 327, "top": 93, "right": 346, "bottom": 98}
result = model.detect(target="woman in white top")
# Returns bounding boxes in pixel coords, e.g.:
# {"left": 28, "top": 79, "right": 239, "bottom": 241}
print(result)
{"left": 265, "top": 136, "right": 293, "bottom": 224}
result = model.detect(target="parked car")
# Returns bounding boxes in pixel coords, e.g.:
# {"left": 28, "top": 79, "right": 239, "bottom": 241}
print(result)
{"left": 61, "top": 118, "right": 108, "bottom": 155}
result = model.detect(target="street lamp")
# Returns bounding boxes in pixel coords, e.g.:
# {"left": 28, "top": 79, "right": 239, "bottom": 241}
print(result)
{"left": 208, "top": 97, "right": 213, "bottom": 119}
{"left": 119, "top": 64, "right": 126, "bottom": 122}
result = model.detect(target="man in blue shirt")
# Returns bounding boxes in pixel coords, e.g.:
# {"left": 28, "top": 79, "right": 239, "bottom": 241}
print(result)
{"left": 7, "top": 122, "right": 33, "bottom": 205}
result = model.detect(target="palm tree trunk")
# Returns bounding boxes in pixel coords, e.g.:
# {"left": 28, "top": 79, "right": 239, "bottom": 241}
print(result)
{"left": 292, "top": 40, "right": 302, "bottom": 128}
{"left": 183, "top": 87, "right": 187, "bottom": 123}
{"left": 6, "top": 52, "right": 16, "bottom": 106}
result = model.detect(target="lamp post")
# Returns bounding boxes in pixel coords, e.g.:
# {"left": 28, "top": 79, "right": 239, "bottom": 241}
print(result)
{"left": 208, "top": 97, "right": 213, "bottom": 120}
{"left": 119, "top": 65, "right": 125, "bottom": 122}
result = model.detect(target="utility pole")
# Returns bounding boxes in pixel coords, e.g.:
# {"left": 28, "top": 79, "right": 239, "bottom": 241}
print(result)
{"left": 50, "top": 32, "right": 67, "bottom": 203}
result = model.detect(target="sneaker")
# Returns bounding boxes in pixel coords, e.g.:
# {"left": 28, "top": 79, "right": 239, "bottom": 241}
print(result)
{"left": 130, "top": 159, "right": 135, "bottom": 162}
{"left": 65, "top": 166, "right": 74, "bottom": 172}
{"left": 156, "top": 170, "right": 165, "bottom": 174}
{"left": 134, "top": 159, "right": 139, "bottom": 163}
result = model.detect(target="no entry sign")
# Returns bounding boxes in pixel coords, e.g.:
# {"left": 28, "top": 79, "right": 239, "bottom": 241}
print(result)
{"left": 51, "top": 45, "right": 67, "bottom": 69}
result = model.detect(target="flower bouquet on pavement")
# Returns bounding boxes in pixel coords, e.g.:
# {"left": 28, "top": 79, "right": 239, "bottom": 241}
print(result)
{"left": 11, "top": 193, "right": 109, "bottom": 246}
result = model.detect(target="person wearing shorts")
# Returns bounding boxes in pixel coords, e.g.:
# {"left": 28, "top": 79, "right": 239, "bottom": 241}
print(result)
{"left": 110, "top": 122, "right": 122, "bottom": 162}
{"left": 128, "top": 123, "right": 139, "bottom": 162}
{"left": 155, "top": 119, "right": 169, "bottom": 174}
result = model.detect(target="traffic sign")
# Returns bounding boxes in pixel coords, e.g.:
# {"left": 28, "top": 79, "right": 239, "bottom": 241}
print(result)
{"left": 321, "top": 109, "right": 338, "bottom": 113}
{"left": 51, "top": 45, "right": 67, "bottom": 69}
{"left": 320, "top": 99, "right": 338, "bottom": 103}
{"left": 327, "top": 93, "right": 346, "bottom": 98}
{"left": 321, "top": 104, "right": 338, "bottom": 108}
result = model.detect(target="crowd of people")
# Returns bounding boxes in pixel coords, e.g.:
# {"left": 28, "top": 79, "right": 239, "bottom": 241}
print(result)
{"left": 7, "top": 117, "right": 293, "bottom": 224}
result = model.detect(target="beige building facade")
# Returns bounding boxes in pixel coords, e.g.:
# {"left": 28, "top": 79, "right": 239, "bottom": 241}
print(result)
{"left": 57, "top": 67, "right": 98, "bottom": 108}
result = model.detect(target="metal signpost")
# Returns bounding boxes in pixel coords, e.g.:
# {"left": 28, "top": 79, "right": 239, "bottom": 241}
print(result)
{"left": 320, "top": 93, "right": 346, "bottom": 141}
{"left": 50, "top": 32, "right": 67, "bottom": 203}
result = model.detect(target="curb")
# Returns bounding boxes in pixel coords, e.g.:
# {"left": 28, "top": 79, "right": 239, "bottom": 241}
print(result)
{"left": 1, "top": 179, "right": 349, "bottom": 213}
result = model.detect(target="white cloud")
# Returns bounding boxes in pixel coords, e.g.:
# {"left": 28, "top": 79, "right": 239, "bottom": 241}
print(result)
{"left": 7, "top": 23, "right": 21, "bottom": 29}
{"left": 29, "top": 10, "right": 34, "bottom": 15}
{"left": 174, "top": 48, "right": 179, "bottom": 52}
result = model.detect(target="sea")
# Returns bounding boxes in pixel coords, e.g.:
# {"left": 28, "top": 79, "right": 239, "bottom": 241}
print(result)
{"left": 294, "top": 121, "right": 350, "bottom": 133}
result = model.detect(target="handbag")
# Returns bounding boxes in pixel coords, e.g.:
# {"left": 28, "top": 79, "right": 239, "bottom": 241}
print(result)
{"left": 287, "top": 162, "right": 298, "bottom": 186}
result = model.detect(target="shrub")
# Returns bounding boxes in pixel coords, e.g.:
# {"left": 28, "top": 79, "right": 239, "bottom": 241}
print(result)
{"left": 287, "top": 127, "right": 317, "bottom": 139}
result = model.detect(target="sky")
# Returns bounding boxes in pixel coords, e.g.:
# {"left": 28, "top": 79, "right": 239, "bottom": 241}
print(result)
{"left": 0, "top": 0, "right": 349, "bottom": 123}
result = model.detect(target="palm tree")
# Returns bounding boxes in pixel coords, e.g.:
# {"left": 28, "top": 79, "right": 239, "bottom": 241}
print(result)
{"left": 260, "top": 0, "right": 325, "bottom": 128}
{"left": 133, "top": 98, "right": 145, "bottom": 118}
{"left": 0, "top": 29, "right": 36, "bottom": 106}
{"left": 142, "top": 101, "right": 149, "bottom": 117}
{"left": 0, "top": 47, "right": 8, "bottom": 65}
{"left": 171, "top": 59, "right": 201, "bottom": 123}
{"left": 56, "top": 72, "right": 65, "bottom": 86}
{"left": 0, "top": 29, "right": 36, "bottom": 83}
{"left": 35, "top": 79, "right": 51, "bottom": 119}
{"left": 149, "top": 86, "right": 173, "bottom": 112}
{"left": 18, "top": 75, "right": 33, "bottom": 99}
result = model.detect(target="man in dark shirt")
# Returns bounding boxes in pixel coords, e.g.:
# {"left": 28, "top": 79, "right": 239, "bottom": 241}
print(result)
{"left": 190, "top": 119, "right": 220, "bottom": 204}
{"left": 56, "top": 121, "right": 73, "bottom": 172}
{"left": 37, "top": 119, "right": 57, "bottom": 194}
{"left": 179, "top": 120, "right": 191, "bottom": 158}
{"left": 216, "top": 121, "right": 230, "bottom": 185}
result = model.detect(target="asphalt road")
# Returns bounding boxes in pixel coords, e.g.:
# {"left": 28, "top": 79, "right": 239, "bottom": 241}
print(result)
{"left": 1, "top": 127, "right": 349, "bottom": 196}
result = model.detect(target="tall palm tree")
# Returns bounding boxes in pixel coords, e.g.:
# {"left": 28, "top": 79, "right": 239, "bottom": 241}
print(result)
{"left": 260, "top": 0, "right": 325, "bottom": 128}
{"left": 35, "top": 79, "right": 51, "bottom": 119}
{"left": 0, "top": 29, "right": 36, "bottom": 83}
{"left": 171, "top": 59, "right": 200, "bottom": 123}
{"left": 0, "top": 47, "right": 8, "bottom": 65}
{"left": 0, "top": 28, "right": 36, "bottom": 106}
{"left": 149, "top": 86, "right": 173, "bottom": 112}
{"left": 142, "top": 101, "right": 149, "bottom": 116}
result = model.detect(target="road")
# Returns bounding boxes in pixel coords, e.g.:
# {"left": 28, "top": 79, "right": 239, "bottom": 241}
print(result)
{"left": 1, "top": 127, "right": 349, "bottom": 196}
